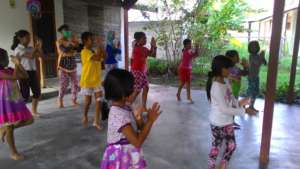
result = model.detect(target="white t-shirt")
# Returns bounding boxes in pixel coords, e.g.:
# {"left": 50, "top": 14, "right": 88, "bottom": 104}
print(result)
{"left": 14, "top": 44, "right": 36, "bottom": 71}
{"left": 209, "top": 80, "right": 245, "bottom": 127}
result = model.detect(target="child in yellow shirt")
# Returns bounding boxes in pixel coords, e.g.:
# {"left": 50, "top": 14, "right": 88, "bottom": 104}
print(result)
{"left": 80, "top": 32, "right": 106, "bottom": 130}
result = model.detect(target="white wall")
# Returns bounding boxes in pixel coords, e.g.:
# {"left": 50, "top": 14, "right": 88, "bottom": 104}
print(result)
{"left": 0, "top": 0, "right": 64, "bottom": 55}
{"left": 0, "top": 1, "right": 30, "bottom": 55}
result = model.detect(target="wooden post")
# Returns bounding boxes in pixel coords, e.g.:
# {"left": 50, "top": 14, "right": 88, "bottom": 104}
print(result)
{"left": 287, "top": 2, "right": 300, "bottom": 104}
{"left": 124, "top": 8, "right": 129, "bottom": 70}
{"left": 260, "top": 0, "right": 285, "bottom": 167}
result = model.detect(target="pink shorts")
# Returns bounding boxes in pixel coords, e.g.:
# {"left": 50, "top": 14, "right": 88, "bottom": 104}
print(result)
{"left": 131, "top": 70, "right": 149, "bottom": 91}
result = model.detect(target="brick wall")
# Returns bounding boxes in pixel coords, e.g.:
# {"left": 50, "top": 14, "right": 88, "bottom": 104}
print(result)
{"left": 63, "top": 0, "right": 121, "bottom": 39}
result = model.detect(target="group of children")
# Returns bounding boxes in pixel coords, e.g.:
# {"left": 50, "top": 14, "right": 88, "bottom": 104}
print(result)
{"left": 0, "top": 29, "right": 160, "bottom": 167}
{"left": 176, "top": 38, "right": 266, "bottom": 169}
{"left": 0, "top": 28, "right": 267, "bottom": 169}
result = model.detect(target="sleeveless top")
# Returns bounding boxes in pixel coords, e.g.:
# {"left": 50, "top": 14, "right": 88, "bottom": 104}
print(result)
{"left": 59, "top": 44, "right": 77, "bottom": 72}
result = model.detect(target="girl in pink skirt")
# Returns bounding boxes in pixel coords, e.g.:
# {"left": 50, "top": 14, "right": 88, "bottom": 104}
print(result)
{"left": 100, "top": 69, "right": 161, "bottom": 169}
{"left": 0, "top": 48, "right": 34, "bottom": 160}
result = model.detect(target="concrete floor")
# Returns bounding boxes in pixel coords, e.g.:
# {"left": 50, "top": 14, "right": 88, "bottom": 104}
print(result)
{"left": 0, "top": 85, "right": 299, "bottom": 169}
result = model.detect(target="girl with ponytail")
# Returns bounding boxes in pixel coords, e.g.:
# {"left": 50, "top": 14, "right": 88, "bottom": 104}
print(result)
{"left": 12, "top": 29, "right": 43, "bottom": 117}
{"left": 206, "top": 55, "right": 256, "bottom": 169}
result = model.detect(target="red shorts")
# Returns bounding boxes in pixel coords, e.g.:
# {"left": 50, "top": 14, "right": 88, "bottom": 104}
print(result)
{"left": 179, "top": 68, "right": 191, "bottom": 83}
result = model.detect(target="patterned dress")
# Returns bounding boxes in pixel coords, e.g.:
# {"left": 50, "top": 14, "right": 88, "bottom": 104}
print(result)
{"left": 100, "top": 106, "right": 147, "bottom": 169}
{"left": 0, "top": 68, "right": 33, "bottom": 128}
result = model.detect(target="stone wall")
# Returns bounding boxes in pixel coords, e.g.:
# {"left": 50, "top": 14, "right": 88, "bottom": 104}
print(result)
{"left": 63, "top": 0, "right": 121, "bottom": 39}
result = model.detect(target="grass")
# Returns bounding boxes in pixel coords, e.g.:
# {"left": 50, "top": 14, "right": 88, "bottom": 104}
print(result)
{"left": 148, "top": 56, "right": 300, "bottom": 103}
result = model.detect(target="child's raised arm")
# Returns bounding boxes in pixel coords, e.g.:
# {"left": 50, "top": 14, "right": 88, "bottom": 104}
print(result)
{"left": 149, "top": 37, "right": 157, "bottom": 58}
{"left": 121, "top": 103, "right": 161, "bottom": 148}
{"left": 91, "top": 37, "right": 106, "bottom": 61}
{"left": 260, "top": 50, "right": 267, "bottom": 65}
{"left": 192, "top": 43, "right": 200, "bottom": 58}
{"left": 30, "top": 38, "right": 43, "bottom": 59}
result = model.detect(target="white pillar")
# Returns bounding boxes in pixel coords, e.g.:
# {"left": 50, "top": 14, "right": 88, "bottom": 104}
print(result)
{"left": 119, "top": 8, "right": 125, "bottom": 69}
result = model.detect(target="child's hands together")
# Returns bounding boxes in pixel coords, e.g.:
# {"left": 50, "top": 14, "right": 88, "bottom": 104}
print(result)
{"left": 241, "top": 58, "right": 249, "bottom": 68}
{"left": 96, "top": 36, "right": 105, "bottom": 49}
{"left": 35, "top": 38, "right": 43, "bottom": 50}
{"left": 11, "top": 55, "right": 21, "bottom": 65}
{"left": 150, "top": 37, "right": 157, "bottom": 48}
{"left": 245, "top": 107, "right": 258, "bottom": 116}
{"left": 239, "top": 97, "right": 250, "bottom": 107}
{"left": 148, "top": 102, "right": 161, "bottom": 123}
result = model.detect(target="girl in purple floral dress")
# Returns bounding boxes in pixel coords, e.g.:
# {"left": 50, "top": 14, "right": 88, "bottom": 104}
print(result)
{"left": 0, "top": 48, "right": 33, "bottom": 160}
{"left": 101, "top": 69, "right": 161, "bottom": 169}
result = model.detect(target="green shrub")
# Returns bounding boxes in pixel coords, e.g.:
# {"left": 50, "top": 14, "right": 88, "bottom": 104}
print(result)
{"left": 148, "top": 58, "right": 167, "bottom": 75}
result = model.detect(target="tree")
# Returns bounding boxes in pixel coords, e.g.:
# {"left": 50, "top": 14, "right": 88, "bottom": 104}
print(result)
{"left": 140, "top": 0, "right": 194, "bottom": 69}
{"left": 188, "top": 0, "right": 250, "bottom": 57}
{"left": 139, "top": 0, "right": 250, "bottom": 74}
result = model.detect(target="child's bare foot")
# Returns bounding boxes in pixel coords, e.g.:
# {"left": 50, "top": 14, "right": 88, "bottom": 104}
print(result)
{"left": 188, "top": 98, "right": 194, "bottom": 104}
{"left": 93, "top": 122, "right": 103, "bottom": 131}
{"left": 58, "top": 99, "right": 64, "bottom": 108}
{"left": 0, "top": 128, "right": 7, "bottom": 143}
{"left": 220, "top": 164, "right": 226, "bottom": 169}
{"left": 11, "top": 153, "right": 25, "bottom": 160}
{"left": 72, "top": 100, "right": 79, "bottom": 107}
{"left": 176, "top": 93, "right": 181, "bottom": 101}
{"left": 82, "top": 116, "right": 88, "bottom": 128}
{"left": 32, "top": 112, "right": 41, "bottom": 118}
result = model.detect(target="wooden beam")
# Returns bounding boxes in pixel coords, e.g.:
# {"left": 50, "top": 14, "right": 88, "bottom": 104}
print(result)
{"left": 287, "top": 2, "right": 300, "bottom": 104}
{"left": 124, "top": 8, "right": 129, "bottom": 70}
{"left": 259, "top": 0, "right": 285, "bottom": 167}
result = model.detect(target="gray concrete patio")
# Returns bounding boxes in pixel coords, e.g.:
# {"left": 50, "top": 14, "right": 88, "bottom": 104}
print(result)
{"left": 0, "top": 85, "right": 299, "bottom": 169}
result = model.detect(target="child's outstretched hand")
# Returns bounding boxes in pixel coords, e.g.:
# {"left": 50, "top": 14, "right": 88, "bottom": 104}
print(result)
{"left": 150, "top": 37, "right": 157, "bottom": 48}
{"left": 239, "top": 97, "right": 250, "bottom": 107}
{"left": 148, "top": 102, "right": 161, "bottom": 123}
